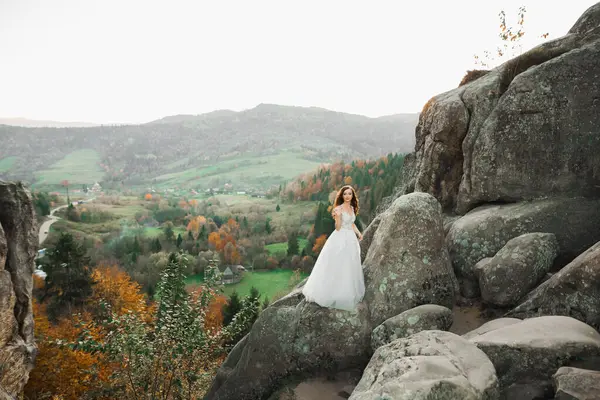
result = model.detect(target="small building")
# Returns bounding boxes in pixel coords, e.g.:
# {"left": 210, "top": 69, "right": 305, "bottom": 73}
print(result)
{"left": 90, "top": 182, "right": 102, "bottom": 193}
{"left": 218, "top": 264, "right": 245, "bottom": 285}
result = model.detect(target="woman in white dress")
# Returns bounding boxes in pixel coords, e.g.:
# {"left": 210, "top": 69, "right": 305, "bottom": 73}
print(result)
{"left": 302, "top": 185, "right": 365, "bottom": 311}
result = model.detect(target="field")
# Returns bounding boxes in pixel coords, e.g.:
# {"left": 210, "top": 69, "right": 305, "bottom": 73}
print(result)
{"left": 141, "top": 226, "right": 186, "bottom": 238}
{"left": 185, "top": 269, "right": 308, "bottom": 301}
{"left": 33, "top": 149, "right": 105, "bottom": 188}
{"left": 0, "top": 156, "right": 17, "bottom": 173}
{"left": 206, "top": 194, "right": 319, "bottom": 234}
{"left": 152, "top": 150, "right": 324, "bottom": 189}
{"left": 265, "top": 237, "right": 309, "bottom": 255}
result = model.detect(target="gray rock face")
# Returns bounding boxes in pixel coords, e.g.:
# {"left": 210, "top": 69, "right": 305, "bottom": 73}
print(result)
{"left": 476, "top": 233, "right": 559, "bottom": 307}
{"left": 553, "top": 367, "right": 600, "bottom": 400}
{"left": 403, "top": 2, "right": 600, "bottom": 214}
{"left": 446, "top": 198, "right": 600, "bottom": 297}
{"left": 468, "top": 316, "right": 600, "bottom": 391}
{"left": 462, "top": 318, "right": 522, "bottom": 340}
{"left": 359, "top": 213, "right": 381, "bottom": 263}
{"left": 0, "top": 182, "right": 38, "bottom": 397}
{"left": 350, "top": 330, "right": 500, "bottom": 400}
{"left": 509, "top": 240, "right": 600, "bottom": 329}
{"left": 371, "top": 304, "right": 453, "bottom": 350}
{"left": 363, "top": 192, "right": 458, "bottom": 326}
{"left": 205, "top": 302, "right": 372, "bottom": 400}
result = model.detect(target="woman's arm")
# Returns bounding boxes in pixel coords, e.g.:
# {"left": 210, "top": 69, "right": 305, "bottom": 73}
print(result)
{"left": 352, "top": 223, "right": 363, "bottom": 241}
{"left": 332, "top": 207, "right": 342, "bottom": 231}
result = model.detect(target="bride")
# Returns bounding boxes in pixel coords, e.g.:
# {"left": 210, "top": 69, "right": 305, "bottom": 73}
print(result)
{"left": 302, "top": 185, "right": 365, "bottom": 311}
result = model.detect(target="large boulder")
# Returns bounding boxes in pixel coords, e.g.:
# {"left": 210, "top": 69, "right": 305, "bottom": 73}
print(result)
{"left": 205, "top": 302, "right": 372, "bottom": 400}
{"left": 0, "top": 182, "right": 38, "bottom": 397}
{"left": 349, "top": 330, "right": 500, "bottom": 400}
{"left": 553, "top": 367, "right": 600, "bottom": 400}
{"left": 508, "top": 240, "right": 600, "bottom": 329}
{"left": 404, "top": 2, "right": 600, "bottom": 214}
{"left": 446, "top": 198, "right": 600, "bottom": 297}
{"left": 475, "top": 232, "right": 558, "bottom": 307}
{"left": 359, "top": 213, "right": 381, "bottom": 263}
{"left": 371, "top": 304, "right": 453, "bottom": 350}
{"left": 207, "top": 192, "right": 461, "bottom": 399}
{"left": 468, "top": 316, "right": 600, "bottom": 394}
{"left": 462, "top": 318, "right": 522, "bottom": 340}
{"left": 363, "top": 192, "right": 458, "bottom": 326}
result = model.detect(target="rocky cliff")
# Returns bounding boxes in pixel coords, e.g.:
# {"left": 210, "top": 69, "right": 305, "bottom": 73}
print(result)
{"left": 401, "top": 1, "right": 600, "bottom": 298}
{"left": 0, "top": 182, "right": 38, "bottom": 399}
{"left": 205, "top": 3, "right": 600, "bottom": 400}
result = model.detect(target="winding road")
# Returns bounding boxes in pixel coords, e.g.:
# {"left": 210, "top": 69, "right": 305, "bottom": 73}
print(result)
{"left": 38, "top": 198, "right": 95, "bottom": 245}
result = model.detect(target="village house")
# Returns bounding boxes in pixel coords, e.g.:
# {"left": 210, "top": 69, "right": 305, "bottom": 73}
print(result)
{"left": 217, "top": 264, "right": 245, "bottom": 285}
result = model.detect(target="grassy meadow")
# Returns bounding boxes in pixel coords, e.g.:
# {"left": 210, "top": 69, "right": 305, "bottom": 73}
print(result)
{"left": 152, "top": 150, "right": 324, "bottom": 189}
{"left": 185, "top": 269, "right": 308, "bottom": 301}
{"left": 0, "top": 156, "right": 18, "bottom": 173}
{"left": 32, "top": 149, "right": 105, "bottom": 189}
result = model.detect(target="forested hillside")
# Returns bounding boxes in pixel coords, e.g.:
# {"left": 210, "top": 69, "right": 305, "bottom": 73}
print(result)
{"left": 0, "top": 104, "right": 417, "bottom": 191}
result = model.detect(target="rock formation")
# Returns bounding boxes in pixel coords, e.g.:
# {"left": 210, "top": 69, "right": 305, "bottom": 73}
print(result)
{"left": 206, "top": 3, "right": 600, "bottom": 399}
{"left": 0, "top": 182, "right": 38, "bottom": 398}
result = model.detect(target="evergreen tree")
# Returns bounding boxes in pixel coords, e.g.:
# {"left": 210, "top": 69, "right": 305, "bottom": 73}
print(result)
{"left": 265, "top": 217, "right": 272, "bottom": 234}
{"left": 287, "top": 232, "right": 299, "bottom": 256}
{"left": 199, "top": 224, "right": 207, "bottom": 240}
{"left": 222, "top": 291, "right": 242, "bottom": 326}
{"left": 151, "top": 237, "right": 162, "bottom": 253}
{"left": 176, "top": 233, "right": 183, "bottom": 248}
{"left": 163, "top": 222, "right": 175, "bottom": 242}
{"left": 276, "top": 204, "right": 281, "bottom": 212}
{"left": 33, "top": 192, "right": 51, "bottom": 217}
{"left": 41, "top": 232, "right": 94, "bottom": 321}
{"left": 223, "top": 287, "right": 261, "bottom": 346}
{"left": 262, "top": 297, "right": 270, "bottom": 310}
{"left": 188, "top": 230, "right": 194, "bottom": 241}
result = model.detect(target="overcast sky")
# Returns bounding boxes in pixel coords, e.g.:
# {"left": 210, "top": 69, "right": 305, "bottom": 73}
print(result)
{"left": 0, "top": 0, "right": 597, "bottom": 124}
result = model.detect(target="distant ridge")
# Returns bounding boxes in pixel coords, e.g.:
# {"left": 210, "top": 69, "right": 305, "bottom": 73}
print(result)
{"left": 0, "top": 117, "right": 100, "bottom": 128}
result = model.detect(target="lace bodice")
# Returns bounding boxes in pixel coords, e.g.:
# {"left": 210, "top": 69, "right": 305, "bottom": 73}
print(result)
{"left": 336, "top": 207, "right": 355, "bottom": 230}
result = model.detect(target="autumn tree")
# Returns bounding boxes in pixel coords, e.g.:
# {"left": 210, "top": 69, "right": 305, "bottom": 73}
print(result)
{"left": 90, "top": 265, "right": 151, "bottom": 318}
{"left": 223, "top": 241, "right": 241, "bottom": 265}
{"left": 312, "top": 234, "right": 328, "bottom": 256}
{"left": 474, "top": 6, "right": 549, "bottom": 68}
{"left": 76, "top": 253, "right": 226, "bottom": 399}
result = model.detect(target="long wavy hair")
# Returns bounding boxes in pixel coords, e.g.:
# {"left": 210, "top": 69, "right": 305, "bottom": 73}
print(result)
{"left": 333, "top": 185, "right": 359, "bottom": 215}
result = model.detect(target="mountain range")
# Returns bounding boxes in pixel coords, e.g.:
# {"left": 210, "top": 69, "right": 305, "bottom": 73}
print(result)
{"left": 0, "top": 104, "right": 418, "bottom": 191}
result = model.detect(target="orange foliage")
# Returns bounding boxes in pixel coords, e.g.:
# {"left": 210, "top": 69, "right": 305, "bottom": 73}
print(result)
{"left": 223, "top": 242, "right": 241, "bottom": 265}
{"left": 208, "top": 231, "right": 222, "bottom": 250}
{"left": 144, "top": 193, "right": 152, "bottom": 200}
{"left": 187, "top": 215, "right": 208, "bottom": 239}
{"left": 178, "top": 199, "right": 189, "bottom": 210}
{"left": 344, "top": 176, "right": 353, "bottom": 185}
{"left": 90, "top": 265, "right": 151, "bottom": 319}
{"left": 205, "top": 294, "right": 227, "bottom": 331}
{"left": 26, "top": 266, "right": 154, "bottom": 399}
{"left": 312, "top": 234, "right": 328, "bottom": 255}
{"left": 25, "top": 301, "right": 110, "bottom": 400}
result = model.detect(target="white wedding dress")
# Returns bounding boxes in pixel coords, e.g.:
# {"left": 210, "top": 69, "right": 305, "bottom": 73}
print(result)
{"left": 302, "top": 207, "right": 365, "bottom": 311}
